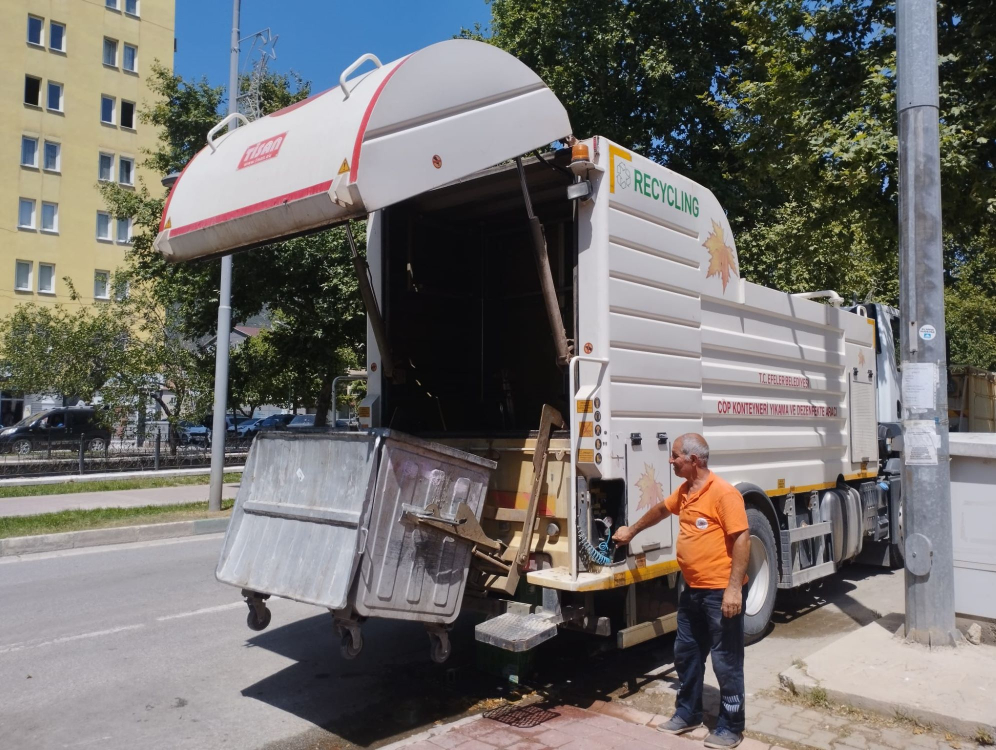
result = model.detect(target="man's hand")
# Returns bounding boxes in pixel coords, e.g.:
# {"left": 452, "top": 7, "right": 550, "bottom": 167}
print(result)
{"left": 612, "top": 526, "right": 635, "bottom": 546}
{"left": 721, "top": 584, "right": 743, "bottom": 618}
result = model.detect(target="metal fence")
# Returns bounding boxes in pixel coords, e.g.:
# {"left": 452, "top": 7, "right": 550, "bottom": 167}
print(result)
{"left": 0, "top": 420, "right": 251, "bottom": 479}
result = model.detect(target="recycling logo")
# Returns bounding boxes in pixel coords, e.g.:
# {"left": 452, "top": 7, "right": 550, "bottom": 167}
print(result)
{"left": 615, "top": 160, "right": 632, "bottom": 191}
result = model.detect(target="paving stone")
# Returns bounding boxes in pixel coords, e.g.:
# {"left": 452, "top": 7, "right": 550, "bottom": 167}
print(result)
{"left": 478, "top": 729, "right": 530, "bottom": 748}
{"left": 431, "top": 733, "right": 470, "bottom": 749}
{"left": 462, "top": 722, "right": 508, "bottom": 738}
{"left": 832, "top": 734, "right": 868, "bottom": 749}
{"left": 801, "top": 709, "right": 829, "bottom": 722}
{"left": 770, "top": 704, "right": 799, "bottom": 721}
{"left": 737, "top": 738, "right": 771, "bottom": 750}
{"left": 689, "top": 727, "right": 709, "bottom": 740}
{"left": 865, "top": 744, "right": 895, "bottom": 750}
{"left": 819, "top": 715, "right": 850, "bottom": 728}
{"left": 878, "top": 729, "right": 915, "bottom": 749}
{"left": 532, "top": 730, "right": 573, "bottom": 748}
{"left": 779, "top": 717, "right": 817, "bottom": 736}
{"left": 505, "top": 742, "right": 547, "bottom": 750}
{"left": 592, "top": 702, "right": 653, "bottom": 726}
{"left": 803, "top": 729, "right": 837, "bottom": 750}
{"left": 647, "top": 715, "right": 668, "bottom": 729}
{"left": 751, "top": 716, "right": 784, "bottom": 736}
{"left": 908, "top": 733, "right": 942, "bottom": 749}
{"left": 455, "top": 741, "right": 499, "bottom": 750}
{"left": 769, "top": 728, "right": 807, "bottom": 743}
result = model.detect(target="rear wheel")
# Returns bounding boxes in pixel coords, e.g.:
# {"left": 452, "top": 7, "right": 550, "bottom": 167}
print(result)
{"left": 744, "top": 507, "right": 778, "bottom": 643}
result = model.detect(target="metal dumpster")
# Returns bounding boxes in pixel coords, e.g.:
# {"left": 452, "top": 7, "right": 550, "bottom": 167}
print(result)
{"left": 216, "top": 428, "right": 497, "bottom": 659}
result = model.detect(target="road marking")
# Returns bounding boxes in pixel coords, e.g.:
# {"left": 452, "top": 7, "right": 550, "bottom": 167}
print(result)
{"left": 156, "top": 602, "right": 244, "bottom": 621}
{"left": 0, "top": 624, "right": 145, "bottom": 655}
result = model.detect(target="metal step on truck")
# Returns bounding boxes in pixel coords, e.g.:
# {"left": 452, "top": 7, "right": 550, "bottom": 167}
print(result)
{"left": 155, "top": 39, "right": 905, "bottom": 664}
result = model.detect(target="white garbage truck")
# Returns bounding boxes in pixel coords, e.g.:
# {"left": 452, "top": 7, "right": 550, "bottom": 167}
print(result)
{"left": 155, "top": 39, "right": 904, "bottom": 662}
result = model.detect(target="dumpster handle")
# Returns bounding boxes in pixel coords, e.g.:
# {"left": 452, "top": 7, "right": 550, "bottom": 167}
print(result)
{"left": 340, "top": 53, "right": 383, "bottom": 99}
{"left": 207, "top": 113, "right": 249, "bottom": 153}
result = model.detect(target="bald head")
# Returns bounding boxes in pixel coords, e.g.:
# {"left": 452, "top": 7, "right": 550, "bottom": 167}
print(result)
{"left": 674, "top": 433, "right": 710, "bottom": 466}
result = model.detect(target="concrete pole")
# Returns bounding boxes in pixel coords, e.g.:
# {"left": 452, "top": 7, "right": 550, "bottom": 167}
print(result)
{"left": 207, "top": 0, "right": 240, "bottom": 511}
{"left": 896, "top": 0, "right": 959, "bottom": 646}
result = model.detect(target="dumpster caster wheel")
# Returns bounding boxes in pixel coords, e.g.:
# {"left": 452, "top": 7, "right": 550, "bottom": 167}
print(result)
{"left": 429, "top": 631, "right": 451, "bottom": 664}
{"left": 340, "top": 631, "right": 363, "bottom": 660}
{"left": 247, "top": 606, "right": 271, "bottom": 632}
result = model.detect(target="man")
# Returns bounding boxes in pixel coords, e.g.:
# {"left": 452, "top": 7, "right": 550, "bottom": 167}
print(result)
{"left": 613, "top": 433, "right": 750, "bottom": 749}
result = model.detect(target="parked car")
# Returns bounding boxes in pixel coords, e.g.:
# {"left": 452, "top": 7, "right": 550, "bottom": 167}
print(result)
{"left": 287, "top": 414, "right": 315, "bottom": 428}
{"left": 0, "top": 407, "right": 111, "bottom": 455}
{"left": 235, "top": 418, "right": 262, "bottom": 438}
{"left": 249, "top": 414, "right": 295, "bottom": 435}
{"left": 178, "top": 421, "right": 211, "bottom": 446}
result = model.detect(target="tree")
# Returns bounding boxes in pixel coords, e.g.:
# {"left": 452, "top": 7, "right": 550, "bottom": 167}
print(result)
{"left": 0, "top": 277, "right": 213, "bottom": 448}
{"left": 100, "top": 64, "right": 367, "bottom": 423}
{"left": 480, "top": 0, "right": 996, "bottom": 367}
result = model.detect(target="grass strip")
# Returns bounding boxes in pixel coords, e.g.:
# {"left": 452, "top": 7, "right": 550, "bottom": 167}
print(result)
{"left": 0, "top": 499, "right": 235, "bottom": 539}
{"left": 0, "top": 472, "right": 242, "bottom": 499}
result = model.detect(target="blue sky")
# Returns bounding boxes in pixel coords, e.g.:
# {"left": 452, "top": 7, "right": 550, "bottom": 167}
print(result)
{"left": 174, "top": 0, "right": 492, "bottom": 94}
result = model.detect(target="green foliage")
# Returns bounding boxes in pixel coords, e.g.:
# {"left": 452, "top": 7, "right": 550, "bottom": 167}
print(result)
{"left": 481, "top": 0, "right": 996, "bottom": 368}
{"left": 99, "top": 64, "right": 364, "bottom": 423}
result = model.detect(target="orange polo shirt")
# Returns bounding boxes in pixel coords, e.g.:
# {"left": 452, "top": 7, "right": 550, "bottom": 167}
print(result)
{"left": 663, "top": 473, "right": 749, "bottom": 589}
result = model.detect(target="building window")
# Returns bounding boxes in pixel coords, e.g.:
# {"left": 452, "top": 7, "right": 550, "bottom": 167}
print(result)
{"left": 114, "top": 279, "right": 130, "bottom": 300}
{"left": 123, "top": 44, "right": 138, "bottom": 72}
{"left": 105, "top": 0, "right": 119, "bottom": 10}
{"left": 50, "top": 22, "right": 65, "bottom": 52}
{"left": 116, "top": 217, "right": 133, "bottom": 244}
{"left": 101, "top": 96, "right": 115, "bottom": 124}
{"left": 96, "top": 212, "right": 112, "bottom": 241}
{"left": 99, "top": 153, "right": 114, "bottom": 181}
{"left": 21, "top": 137, "right": 38, "bottom": 168}
{"left": 47, "top": 81, "right": 63, "bottom": 112}
{"left": 43, "top": 141, "right": 60, "bottom": 172}
{"left": 18, "top": 199, "right": 36, "bottom": 229}
{"left": 118, "top": 157, "right": 134, "bottom": 185}
{"left": 41, "top": 202, "right": 58, "bottom": 233}
{"left": 125, "top": 0, "right": 139, "bottom": 16}
{"left": 94, "top": 271, "right": 110, "bottom": 300}
{"left": 15, "top": 262, "right": 32, "bottom": 292}
{"left": 120, "top": 100, "right": 136, "bottom": 129}
{"left": 27, "top": 16, "right": 44, "bottom": 46}
{"left": 24, "top": 76, "right": 41, "bottom": 107}
{"left": 38, "top": 264, "right": 55, "bottom": 294}
{"left": 103, "top": 38, "right": 117, "bottom": 67}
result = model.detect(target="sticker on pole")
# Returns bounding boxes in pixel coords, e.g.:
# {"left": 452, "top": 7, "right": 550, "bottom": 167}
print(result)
{"left": 918, "top": 324, "right": 937, "bottom": 341}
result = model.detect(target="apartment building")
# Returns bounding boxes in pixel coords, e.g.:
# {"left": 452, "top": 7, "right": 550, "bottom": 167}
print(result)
{"left": 2, "top": 0, "right": 174, "bottom": 309}
{"left": 0, "top": 0, "right": 174, "bottom": 421}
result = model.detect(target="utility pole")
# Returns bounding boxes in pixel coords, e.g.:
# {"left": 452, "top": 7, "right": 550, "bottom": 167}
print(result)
{"left": 896, "top": 0, "right": 959, "bottom": 646}
{"left": 208, "top": 0, "right": 240, "bottom": 511}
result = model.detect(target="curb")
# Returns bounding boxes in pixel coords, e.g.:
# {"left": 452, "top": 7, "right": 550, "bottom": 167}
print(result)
{"left": 375, "top": 715, "right": 484, "bottom": 750}
{"left": 0, "top": 465, "right": 245, "bottom": 489}
{"left": 778, "top": 663, "right": 995, "bottom": 742}
{"left": 0, "top": 517, "right": 230, "bottom": 557}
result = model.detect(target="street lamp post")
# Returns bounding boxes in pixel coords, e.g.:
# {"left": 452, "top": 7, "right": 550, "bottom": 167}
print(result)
{"left": 206, "top": 0, "right": 241, "bottom": 512}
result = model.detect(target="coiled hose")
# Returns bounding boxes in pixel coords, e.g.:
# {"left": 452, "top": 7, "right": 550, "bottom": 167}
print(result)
{"left": 578, "top": 516, "right": 615, "bottom": 568}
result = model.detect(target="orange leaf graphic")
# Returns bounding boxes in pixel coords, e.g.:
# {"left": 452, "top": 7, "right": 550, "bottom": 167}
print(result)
{"left": 703, "top": 219, "right": 739, "bottom": 292}
{"left": 636, "top": 463, "right": 666, "bottom": 511}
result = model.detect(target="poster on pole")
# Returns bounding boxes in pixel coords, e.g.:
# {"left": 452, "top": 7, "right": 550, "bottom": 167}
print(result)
{"left": 904, "top": 420, "right": 939, "bottom": 465}
{"left": 902, "top": 363, "right": 937, "bottom": 413}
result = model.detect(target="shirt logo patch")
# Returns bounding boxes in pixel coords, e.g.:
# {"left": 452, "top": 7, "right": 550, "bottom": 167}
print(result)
{"left": 695, "top": 517, "right": 709, "bottom": 530}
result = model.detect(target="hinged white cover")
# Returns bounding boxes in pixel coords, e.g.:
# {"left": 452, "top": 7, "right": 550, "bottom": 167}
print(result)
{"left": 155, "top": 39, "right": 572, "bottom": 262}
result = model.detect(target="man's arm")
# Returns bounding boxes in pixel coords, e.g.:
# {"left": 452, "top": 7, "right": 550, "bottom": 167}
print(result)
{"left": 612, "top": 501, "right": 671, "bottom": 546}
{"left": 721, "top": 529, "right": 751, "bottom": 618}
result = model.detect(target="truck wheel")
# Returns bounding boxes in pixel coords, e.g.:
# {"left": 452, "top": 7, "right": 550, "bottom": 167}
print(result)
{"left": 744, "top": 507, "right": 778, "bottom": 643}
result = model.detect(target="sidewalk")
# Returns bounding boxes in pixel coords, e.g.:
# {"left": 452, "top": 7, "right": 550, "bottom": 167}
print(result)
{"left": 381, "top": 702, "right": 784, "bottom": 750}
{"left": 0, "top": 481, "right": 242, "bottom": 517}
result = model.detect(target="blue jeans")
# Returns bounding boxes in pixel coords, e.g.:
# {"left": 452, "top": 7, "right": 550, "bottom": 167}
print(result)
{"left": 673, "top": 586, "right": 746, "bottom": 733}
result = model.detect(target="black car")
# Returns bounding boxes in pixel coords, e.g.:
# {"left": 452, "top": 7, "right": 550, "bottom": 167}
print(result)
{"left": 0, "top": 407, "right": 112, "bottom": 455}
{"left": 251, "top": 414, "right": 296, "bottom": 435}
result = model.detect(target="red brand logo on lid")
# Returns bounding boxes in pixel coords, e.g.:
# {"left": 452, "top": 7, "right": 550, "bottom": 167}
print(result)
{"left": 238, "top": 132, "right": 287, "bottom": 170}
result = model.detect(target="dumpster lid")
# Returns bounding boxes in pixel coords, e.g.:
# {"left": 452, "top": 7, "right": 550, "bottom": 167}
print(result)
{"left": 154, "top": 39, "right": 572, "bottom": 263}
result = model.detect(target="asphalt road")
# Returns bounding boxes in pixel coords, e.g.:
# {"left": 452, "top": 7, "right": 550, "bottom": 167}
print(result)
{"left": 0, "top": 535, "right": 904, "bottom": 750}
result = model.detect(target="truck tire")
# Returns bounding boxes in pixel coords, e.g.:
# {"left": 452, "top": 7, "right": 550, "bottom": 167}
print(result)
{"left": 744, "top": 507, "right": 778, "bottom": 643}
